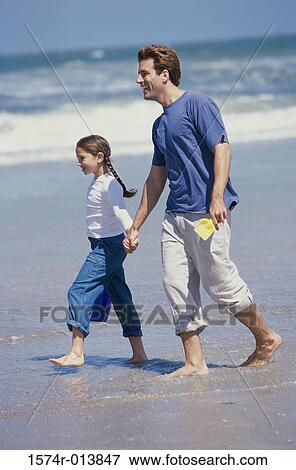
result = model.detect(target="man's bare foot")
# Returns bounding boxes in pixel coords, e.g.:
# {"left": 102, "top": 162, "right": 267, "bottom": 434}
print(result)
{"left": 241, "top": 333, "right": 282, "bottom": 367}
{"left": 49, "top": 353, "right": 84, "bottom": 367}
{"left": 127, "top": 355, "right": 148, "bottom": 364}
{"left": 167, "top": 363, "right": 209, "bottom": 377}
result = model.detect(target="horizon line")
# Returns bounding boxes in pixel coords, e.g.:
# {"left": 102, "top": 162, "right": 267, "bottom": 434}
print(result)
{"left": 1, "top": 31, "right": 295, "bottom": 60}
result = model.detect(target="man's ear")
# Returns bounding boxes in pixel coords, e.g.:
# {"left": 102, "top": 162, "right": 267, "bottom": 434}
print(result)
{"left": 162, "top": 69, "right": 170, "bottom": 83}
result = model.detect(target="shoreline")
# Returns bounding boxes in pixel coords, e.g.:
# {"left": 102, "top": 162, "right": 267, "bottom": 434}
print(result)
{"left": 0, "top": 136, "right": 295, "bottom": 169}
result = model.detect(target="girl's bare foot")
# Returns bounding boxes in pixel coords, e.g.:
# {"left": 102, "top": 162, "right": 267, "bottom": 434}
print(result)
{"left": 49, "top": 352, "right": 84, "bottom": 367}
{"left": 127, "top": 354, "right": 148, "bottom": 364}
{"left": 241, "top": 333, "right": 282, "bottom": 367}
{"left": 128, "top": 337, "right": 148, "bottom": 364}
{"left": 167, "top": 363, "right": 209, "bottom": 377}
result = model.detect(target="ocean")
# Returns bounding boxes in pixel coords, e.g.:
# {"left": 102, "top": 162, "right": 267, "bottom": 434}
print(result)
{"left": 0, "top": 34, "right": 296, "bottom": 166}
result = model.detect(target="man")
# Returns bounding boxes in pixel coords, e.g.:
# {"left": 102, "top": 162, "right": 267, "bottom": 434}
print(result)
{"left": 124, "top": 44, "right": 281, "bottom": 377}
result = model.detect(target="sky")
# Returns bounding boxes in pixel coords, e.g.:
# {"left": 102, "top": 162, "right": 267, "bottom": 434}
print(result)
{"left": 1, "top": 0, "right": 296, "bottom": 55}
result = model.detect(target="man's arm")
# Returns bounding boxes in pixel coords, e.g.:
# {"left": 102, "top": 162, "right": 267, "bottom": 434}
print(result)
{"left": 209, "top": 142, "right": 231, "bottom": 230}
{"left": 125, "top": 165, "right": 168, "bottom": 250}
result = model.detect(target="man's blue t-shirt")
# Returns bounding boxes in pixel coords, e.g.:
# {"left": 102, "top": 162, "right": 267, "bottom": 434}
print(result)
{"left": 152, "top": 90, "right": 239, "bottom": 213}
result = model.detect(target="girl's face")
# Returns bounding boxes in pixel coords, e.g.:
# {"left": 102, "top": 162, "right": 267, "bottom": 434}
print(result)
{"left": 76, "top": 147, "right": 104, "bottom": 175}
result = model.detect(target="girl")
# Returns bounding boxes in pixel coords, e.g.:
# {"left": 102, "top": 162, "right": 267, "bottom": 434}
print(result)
{"left": 49, "top": 135, "right": 147, "bottom": 366}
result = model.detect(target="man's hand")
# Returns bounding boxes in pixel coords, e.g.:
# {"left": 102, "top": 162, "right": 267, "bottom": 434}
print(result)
{"left": 209, "top": 195, "right": 228, "bottom": 230}
{"left": 210, "top": 142, "right": 231, "bottom": 230}
{"left": 123, "top": 226, "right": 139, "bottom": 253}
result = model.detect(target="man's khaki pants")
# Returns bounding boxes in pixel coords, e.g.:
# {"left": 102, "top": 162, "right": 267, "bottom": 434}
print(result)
{"left": 161, "top": 212, "right": 253, "bottom": 335}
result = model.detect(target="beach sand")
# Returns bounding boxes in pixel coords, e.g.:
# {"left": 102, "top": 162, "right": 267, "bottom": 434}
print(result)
{"left": 0, "top": 139, "right": 295, "bottom": 449}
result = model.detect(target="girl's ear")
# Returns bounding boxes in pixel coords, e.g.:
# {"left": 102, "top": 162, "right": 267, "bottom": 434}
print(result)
{"left": 96, "top": 152, "right": 105, "bottom": 163}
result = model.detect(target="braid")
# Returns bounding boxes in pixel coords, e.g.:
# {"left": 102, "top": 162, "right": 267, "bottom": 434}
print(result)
{"left": 105, "top": 155, "right": 137, "bottom": 198}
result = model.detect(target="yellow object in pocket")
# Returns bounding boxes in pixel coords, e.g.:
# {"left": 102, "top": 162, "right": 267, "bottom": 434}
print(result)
{"left": 194, "top": 218, "right": 215, "bottom": 241}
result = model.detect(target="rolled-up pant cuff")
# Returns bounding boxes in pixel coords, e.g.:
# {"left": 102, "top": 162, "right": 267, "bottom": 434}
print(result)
{"left": 173, "top": 307, "right": 208, "bottom": 336}
{"left": 67, "top": 320, "right": 90, "bottom": 338}
{"left": 123, "top": 329, "right": 143, "bottom": 338}
{"left": 218, "top": 287, "right": 253, "bottom": 317}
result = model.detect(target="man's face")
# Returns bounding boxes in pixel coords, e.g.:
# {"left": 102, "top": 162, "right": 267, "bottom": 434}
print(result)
{"left": 136, "top": 58, "right": 164, "bottom": 101}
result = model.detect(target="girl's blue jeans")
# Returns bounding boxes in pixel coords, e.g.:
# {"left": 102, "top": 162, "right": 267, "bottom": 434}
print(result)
{"left": 67, "top": 234, "right": 143, "bottom": 338}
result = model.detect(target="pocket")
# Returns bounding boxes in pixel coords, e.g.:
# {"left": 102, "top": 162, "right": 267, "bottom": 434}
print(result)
{"left": 85, "top": 249, "right": 105, "bottom": 277}
{"left": 171, "top": 126, "right": 193, "bottom": 146}
{"left": 74, "top": 249, "right": 105, "bottom": 284}
{"left": 209, "top": 222, "right": 227, "bottom": 256}
{"left": 86, "top": 250, "right": 103, "bottom": 264}
{"left": 171, "top": 117, "right": 195, "bottom": 136}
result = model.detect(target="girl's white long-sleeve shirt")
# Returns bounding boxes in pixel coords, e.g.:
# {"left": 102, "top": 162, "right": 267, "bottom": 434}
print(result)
{"left": 86, "top": 173, "right": 133, "bottom": 238}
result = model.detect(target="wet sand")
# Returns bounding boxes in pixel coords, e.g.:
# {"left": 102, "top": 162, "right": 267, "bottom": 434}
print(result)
{"left": 0, "top": 139, "right": 295, "bottom": 449}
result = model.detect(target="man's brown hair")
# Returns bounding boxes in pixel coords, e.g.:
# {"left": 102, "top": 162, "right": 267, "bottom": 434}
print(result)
{"left": 138, "top": 44, "right": 181, "bottom": 87}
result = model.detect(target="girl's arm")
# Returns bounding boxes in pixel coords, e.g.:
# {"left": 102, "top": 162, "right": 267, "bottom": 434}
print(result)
{"left": 108, "top": 179, "right": 133, "bottom": 232}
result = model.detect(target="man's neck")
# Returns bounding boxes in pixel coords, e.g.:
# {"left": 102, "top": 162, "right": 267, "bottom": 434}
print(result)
{"left": 156, "top": 86, "right": 185, "bottom": 107}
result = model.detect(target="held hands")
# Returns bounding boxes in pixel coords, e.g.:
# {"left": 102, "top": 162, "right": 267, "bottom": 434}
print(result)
{"left": 209, "top": 195, "right": 228, "bottom": 230}
{"left": 123, "top": 226, "right": 139, "bottom": 254}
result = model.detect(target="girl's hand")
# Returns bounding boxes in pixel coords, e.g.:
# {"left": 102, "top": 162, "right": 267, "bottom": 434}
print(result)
{"left": 123, "top": 238, "right": 139, "bottom": 254}
{"left": 123, "top": 227, "right": 139, "bottom": 253}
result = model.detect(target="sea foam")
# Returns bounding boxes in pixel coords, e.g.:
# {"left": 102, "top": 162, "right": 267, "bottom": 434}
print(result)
{"left": 0, "top": 100, "right": 296, "bottom": 166}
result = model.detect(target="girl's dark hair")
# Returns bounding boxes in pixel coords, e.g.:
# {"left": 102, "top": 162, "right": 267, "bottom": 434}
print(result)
{"left": 76, "top": 135, "right": 137, "bottom": 198}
